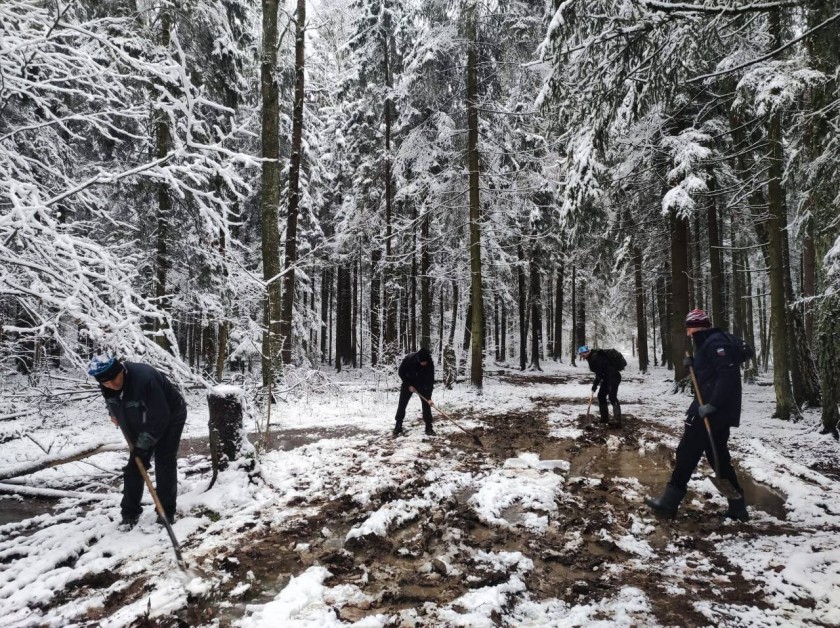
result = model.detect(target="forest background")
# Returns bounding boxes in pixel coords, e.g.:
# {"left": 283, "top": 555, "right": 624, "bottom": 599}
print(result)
{"left": 1, "top": 0, "right": 839, "bottom": 432}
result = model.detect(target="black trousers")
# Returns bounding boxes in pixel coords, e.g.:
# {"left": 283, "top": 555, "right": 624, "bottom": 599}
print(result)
{"left": 669, "top": 414, "right": 742, "bottom": 493}
{"left": 394, "top": 386, "right": 432, "bottom": 429}
{"left": 122, "top": 412, "right": 187, "bottom": 519}
{"left": 597, "top": 373, "right": 621, "bottom": 421}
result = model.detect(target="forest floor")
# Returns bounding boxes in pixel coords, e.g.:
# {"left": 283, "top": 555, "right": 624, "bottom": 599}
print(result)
{"left": 1, "top": 362, "right": 838, "bottom": 627}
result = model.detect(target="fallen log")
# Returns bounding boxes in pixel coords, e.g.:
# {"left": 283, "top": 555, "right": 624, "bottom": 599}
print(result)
{"left": 0, "top": 441, "right": 123, "bottom": 481}
{"left": 0, "top": 482, "right": 114, "bottom": 500}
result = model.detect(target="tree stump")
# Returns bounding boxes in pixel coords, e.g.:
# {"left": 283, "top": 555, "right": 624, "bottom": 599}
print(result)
{"left": 207, "top": 386, "right": 244, "bottom": 474}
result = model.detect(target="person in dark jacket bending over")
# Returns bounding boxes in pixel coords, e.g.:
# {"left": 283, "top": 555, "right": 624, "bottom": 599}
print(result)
{"left": 393, "top": 347, "right": 435, "bottom": 437}
{"left": 578, "top": 345, "right": 622, "bottom": 427}
{"left": 645, "top": 309, "right": 748, "bottom": 522}
{"left": 87, "top": 356, "right": 188, "bottom": 530}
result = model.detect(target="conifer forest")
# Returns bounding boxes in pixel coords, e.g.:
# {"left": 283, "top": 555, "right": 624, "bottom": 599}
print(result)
{"left": 1, "top": 1, "right": 840, "bottom": 626}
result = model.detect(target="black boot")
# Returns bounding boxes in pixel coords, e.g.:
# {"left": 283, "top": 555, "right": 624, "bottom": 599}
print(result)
{"left": 721, "top": 497, "right": 749, "bottom": 522}
{"left": 393, "top": 423, "right": 405, "bottom": 437}
{"left": 118, "top": 515, "right": 139, "bottom": 531}
{"left": 598, "top": 402, "right": 610, "bottom": 424}
{"left": 425, "top": 424, "right": 436, "bottom": 436}
{"left": 645, "top": 484, "right": 686, "bottom": 519}
{"left": 609, "top": 402, "right": 622, "bottom": 428}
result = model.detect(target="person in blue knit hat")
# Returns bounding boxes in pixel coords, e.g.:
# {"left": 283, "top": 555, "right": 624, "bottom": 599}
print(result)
{"left": 87, "top": 355, "right": 187, "bottom": 530}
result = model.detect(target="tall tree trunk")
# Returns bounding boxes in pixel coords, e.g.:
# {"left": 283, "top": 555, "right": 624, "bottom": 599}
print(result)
{"left": 807, "top": 0, "right": 840, "bottom": 433}
{"left": 153, "top": 8, "right": 173, "bottom": 353}
{"left": 279, "top": 0, "right": 306, "bottom": 365}
{"left": 336, "top": 265, "right": 352, "bottom": 370}
{"left": 803, "top": 224, "right": 815, "bottom": 342}
{"left": 493, "top": 297, "right": 500, "bottom": 362}
{"left": 382, "top": 18, "right": 397, "bottom": 350}
{"left": 766, "top": 109, "right": 798, "bottom": 420}
{"left": 501, "top": 299, "right": 507, "bottom": 362}
{"left": 260, "top": 0, "right": 283, "bottom": 385}
{"left": 670, "top": 211, "right": 691, "bottom": 381}
{"left": 352, "top": 259, "right": 358, "bottom": 367}
{"left": 370, "top": 250, "right": 381, "bottom": 366}
{"left": 569, "top": 264, "right": 577, "bottom": 366}
{"left": 575, "top": 281, "right": 585, "bottom": 350}
{"left": 650, "top": 286, "right": 658, "bottom": 367}
{"left": 633, "top": 244, "right": 649, "bottom": 373}
{"left": 448, "top": 281, "right": 459, "bottom": 346}
{"left": 517, "top": 243, "right": 528, "bottom": 370}
{"left": 657, "top": 271, "right": 670, "bottom": 368}
{"left": 529, "top": 248, "right": 542, "bottom": 371}
{"left": 462, "top": 294, "right": 472, "bottom": 353}
{"left": 553, "top": 263, "right": 563, "bottom": 360}
{"left": 466, "top": 6, "right": 483, "bottom": 388}
{"left": 707, "top": 174, "right": 725, "bottom": 328}
{"left": 420, "top": 211, "right": 431, "bottom": 349}
{"left": 784, "top": 230, "right": 821, "bottom": 407}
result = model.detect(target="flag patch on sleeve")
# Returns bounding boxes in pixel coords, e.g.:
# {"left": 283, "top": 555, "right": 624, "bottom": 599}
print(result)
{"left": 716, "top": 347, "right": 727, "bottom": 356}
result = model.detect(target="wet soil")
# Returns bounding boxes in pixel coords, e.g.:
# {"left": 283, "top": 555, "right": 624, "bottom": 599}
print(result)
{"left": 23, "top": 375, "right": 809, "bottom": 626}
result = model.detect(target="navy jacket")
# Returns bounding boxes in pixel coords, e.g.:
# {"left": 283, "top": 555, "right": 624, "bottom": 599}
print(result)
{"left": 587, "top": 350, "right": 620, "bottom": 388}
{"left": 101, "top": 362, "right": 187, "bottom": 450}
{"left": 688, "top": 328, "right": 742, "bottom": 427}
{"left": 398, "top": 352, "right": 435, "bottom": 398}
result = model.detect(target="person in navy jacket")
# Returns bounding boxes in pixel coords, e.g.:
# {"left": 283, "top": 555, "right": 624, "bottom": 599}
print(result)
{"left": 87, "top": 356, "right": 187, "bottom": 529}
{"left": 393, "top": 347, "right": 435, "bottom": 437}
{"left": 645, "top": 309, "right": 748, "bottom": 522}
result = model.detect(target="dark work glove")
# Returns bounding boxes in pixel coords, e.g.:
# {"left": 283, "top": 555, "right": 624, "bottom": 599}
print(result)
{"left": 591, "top": 383, "right": 598, "bottom": 392}
{"left": 133, "top": 448, "right": 152, "bottom": 469}
{"left": 683, "top": 356, "right": 694, "bottom": 368}
{"left": 698, "top": 404, "right": 716, "bottom": 419}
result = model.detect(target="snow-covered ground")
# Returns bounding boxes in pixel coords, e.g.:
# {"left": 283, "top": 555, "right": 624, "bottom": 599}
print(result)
{"left": 1, "top": 360, "right": 838, "bottom": 627}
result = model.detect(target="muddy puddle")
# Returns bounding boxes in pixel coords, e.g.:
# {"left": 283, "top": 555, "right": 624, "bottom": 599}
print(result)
{"left": 0, "top": 496, "right": 54, "bottom": 526}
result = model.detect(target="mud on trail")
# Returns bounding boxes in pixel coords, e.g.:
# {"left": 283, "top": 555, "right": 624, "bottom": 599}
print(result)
{"left": 38, "top": 380, "right": 809, "bottom": 628}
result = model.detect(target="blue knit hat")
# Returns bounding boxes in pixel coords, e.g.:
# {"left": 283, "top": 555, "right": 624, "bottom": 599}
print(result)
{"left": 577, "top": 345, "right": 590, "bottom": 355}
{"left": 87, "top": 355, "right": 123, "bottom": 383}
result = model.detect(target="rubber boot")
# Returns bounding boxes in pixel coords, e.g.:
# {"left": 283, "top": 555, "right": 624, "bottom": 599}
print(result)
{"left": 425, "top": 422, "right": 436, "bottom": 436}
{"left": 721, "top": 497, "right": 749, "bottom": 522}
{"left": 644, "top": 484, "right": 686, "bottom": 519}
{"left": 598, "top": 402, "right": 610, "bottom": 424}
{"left": 609, "top": 402, "right": 622, "bottom": 428}
{"left": 393, "top": 421, "right": 405, "bottom": 437}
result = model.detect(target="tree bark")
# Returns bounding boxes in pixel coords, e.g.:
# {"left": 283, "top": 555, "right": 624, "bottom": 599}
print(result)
{"left": 370, "top": 251, "right": 381, "bottom": 366}
{"left": 466, "top": 6, "right": 483, "bottom": 388}
{"left": 766, "top": 109, "right": 798, "bottom": 419}
{"left": 382, "top": 16, "right": 397, "bottom": 350}
{"left": 706, "top": 173, "right": 725, "bottom": 328}
{"left": 420, "top": 211, "right": 431, "bottom": 349}
{"left": 553, "top": 263, "right": 563, "bottom": 361}
{"left": 633, "top": 244, "right": 649, "bottom": 373}
{"left": 529, "top": 247, "right": 542, "bottom": 371}
{"left": 517, "top": 243, "right": 528, "bottom": 370}
{"left": 279, "top": 0, "right": 306, "bottom": 365}
{"left": 670, "top": 210, "right": 691, "bottom": 381}
{"left": 569, "top": 264, "right": 577, "bottom": 366}
{"left": 260, "top": 0, "right": 283, "bottom": 385}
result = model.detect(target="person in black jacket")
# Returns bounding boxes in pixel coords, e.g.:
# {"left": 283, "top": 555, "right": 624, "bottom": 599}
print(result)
{"left": 87, "top": 356, "right": 188, "bottom": 529}
{"left": 645, "top": 309, "right": 748, "bottom": 522}
{"left": 393, "top": 347, "right": 436, "bottom": 436}
{"left": 578, "top": 345, "right": 622, "bottom": 427}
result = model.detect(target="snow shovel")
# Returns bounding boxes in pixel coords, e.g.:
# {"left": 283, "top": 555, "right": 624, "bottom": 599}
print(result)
{"left": 686, "top": 354, "right": 742, "bottom": 500}
{"left": 115, "top": 422, "right": 189, "bottom": 572}
{"left": 416, "top": 392, "right": 484, "bottom": 448}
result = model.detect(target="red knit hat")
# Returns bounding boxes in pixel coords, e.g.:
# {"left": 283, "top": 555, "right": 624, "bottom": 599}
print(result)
{"left": 685, "top": 308, "right": 712, "bottom": 329}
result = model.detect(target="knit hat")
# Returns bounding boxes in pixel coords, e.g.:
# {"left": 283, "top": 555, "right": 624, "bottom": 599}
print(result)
{"left": 417, "top": 347, "right": 433, "bottom": 363}
{"left": 577, "top": 345, "right": 590, "bottom": 355}
{"left": 86, "top": 355, "right": 123, "bottom": 383}
{"left": 685, "top": 308, "right": 712, "bottom": 329}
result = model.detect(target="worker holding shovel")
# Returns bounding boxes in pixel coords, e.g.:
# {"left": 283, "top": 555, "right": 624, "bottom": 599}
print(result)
{"left": 87, "top": 356, "right": 188, "bottom": 530}
{"left": 645, "top": 309, "right": 749, "bottom": 522}
{"left": 393, "top": 347, "right": 435, "bottom": 437}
